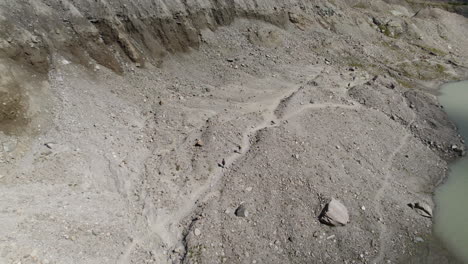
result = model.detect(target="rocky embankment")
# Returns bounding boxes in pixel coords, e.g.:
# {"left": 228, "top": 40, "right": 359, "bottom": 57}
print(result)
{"left": 0, "top": 0, "right": 467, "bottom": 263}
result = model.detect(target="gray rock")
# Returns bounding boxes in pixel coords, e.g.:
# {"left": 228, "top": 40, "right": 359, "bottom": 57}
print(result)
{"left": 2, "top": 140, "right": 17, "bottom": 153}
{"left": 320, "top": 199, "right": 349, "bottom": 226}
{"left": 452, "top": 144, "right": 464, "bottom": 156}
{"left": 44, "top": 142, "right": 56, "bottom": 149}
{"left": 194, "top": 139, "right": 204, "bottom": 147}
{"left": 414, "top": 202, "right": 432, "bottom": 218}
{"left": 372, "top": 17, "right": 383, "bottom": 26}
{"left": 235, "top": 204, "right": 249, "bottom": 218}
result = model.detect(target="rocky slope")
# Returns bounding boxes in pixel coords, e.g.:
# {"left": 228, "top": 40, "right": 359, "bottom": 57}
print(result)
{"left": 1, "top": 1, "right": 467, "bottom": 263}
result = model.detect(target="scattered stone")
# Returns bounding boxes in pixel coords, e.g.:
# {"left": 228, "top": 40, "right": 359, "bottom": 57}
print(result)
{"left": 372, "top": 17, "right": 383, "bottom": 26}
{"left": 226, "top": 58, "right": 235, "bottom": 62}
{"left": 320, "top": 199, "right": 350, "bottom": 226}
{"left": 414, "top": 237, "right": 424, "bottom": 243}
{"left": 3, "top": 140, "right": 17, "bottom": 153}
{"left": 173, "top": 246, "right": 184, "bottom": 254}
{"left": 408, "top": 202, "right": 432, "bottom": 218}
{"left": 414, "top": 202, "right": 432, "bottom": 218}
{"left": 44, "top": 142, "right": 56, "bottom": 149}
{"left": 218, "top": 158, "right": 226, "bottom": 168}
{"left": 194, "top": 228, "right": 201, "bottom": 236}
{"left": 195, "top": 139, "right": 204, "bottom": 147}
{"left": 361, "top": 206, "right": 366, "bottom": 211}
{"left": 235, "top": 204, "right": 249, "bottom": 218}
{"left": 451, "top": 145, "right": 464, "bottom": 155}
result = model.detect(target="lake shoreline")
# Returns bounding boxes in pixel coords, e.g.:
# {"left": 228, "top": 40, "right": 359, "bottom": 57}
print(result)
{"left": 433, "top": 80, "right": 468, "bottom": 263}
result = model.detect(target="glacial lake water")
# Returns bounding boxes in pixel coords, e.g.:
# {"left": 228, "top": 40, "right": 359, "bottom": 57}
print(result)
{"left": 434, "top": 80, "right": 468, "bottom": 263}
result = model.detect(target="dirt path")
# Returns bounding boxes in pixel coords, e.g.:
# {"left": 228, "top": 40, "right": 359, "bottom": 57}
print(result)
{"left": 372, "top": 110, "right": 417, "bottom": 264}
{"left": 146, "top": 80, "right": 311, "bottom": 255}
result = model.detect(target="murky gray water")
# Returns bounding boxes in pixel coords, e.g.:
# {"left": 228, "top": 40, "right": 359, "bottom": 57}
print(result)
{"left": 435, "top": 80, "right": 468, "bottom": 263}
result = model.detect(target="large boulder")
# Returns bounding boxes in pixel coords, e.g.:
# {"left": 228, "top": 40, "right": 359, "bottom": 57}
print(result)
{"left": 320, "top": 199, "right": 350, "bottom": 226}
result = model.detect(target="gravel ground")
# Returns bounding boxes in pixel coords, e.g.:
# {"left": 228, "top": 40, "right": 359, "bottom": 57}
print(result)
{"left": 0, "top": 1, "right": 467, "bottom": 263}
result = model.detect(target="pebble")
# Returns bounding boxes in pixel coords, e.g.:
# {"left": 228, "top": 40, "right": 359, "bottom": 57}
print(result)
{"left": 413, "top": 202, "right": 432, "bottom": 218}
{"left": 194, "top": 228, "right": 201, "bottom": 236}
{"left": 235, "top": 204, "right": 249, "bottom": 218}
{"left": 44, "top": 142, "right": 56, "bottom": 149}
{"left": 320, "top": 199, "right": 349, "bottom": 226}
{"left": 195, "top": 139, "right": 204, "bottom": 147}
{"left": 173, "top": 246, "right": 184, "bottom": 253}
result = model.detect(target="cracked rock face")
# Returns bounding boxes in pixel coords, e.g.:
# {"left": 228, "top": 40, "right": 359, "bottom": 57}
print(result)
{"left": 320, "top": 199, "right": 350, "bottom": 226}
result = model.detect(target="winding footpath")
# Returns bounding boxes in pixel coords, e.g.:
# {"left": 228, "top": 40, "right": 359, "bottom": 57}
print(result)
{"left": 372, "top": 110, "right": 417, "bottom": 264}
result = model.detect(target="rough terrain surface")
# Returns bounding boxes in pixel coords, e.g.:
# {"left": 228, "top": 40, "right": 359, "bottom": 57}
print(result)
{"left": 0, "top": 0, "right": 468, "bottom": 263}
